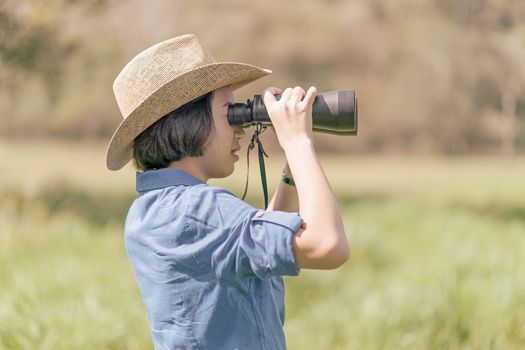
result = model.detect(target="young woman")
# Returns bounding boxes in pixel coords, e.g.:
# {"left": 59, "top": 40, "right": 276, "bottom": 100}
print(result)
{"left": 107, "top": 34, "right": 349, "bottom": 350}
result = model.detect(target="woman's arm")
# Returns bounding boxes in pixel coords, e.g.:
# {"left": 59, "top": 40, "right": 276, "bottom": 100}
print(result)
{"left": 267, "top": 162, "right": 299, "bottom": 213}
{"left": 284, "top": 137, "right": 349, "bottom": 269}
{"left": 262, "top": 86, "right": 350, "bottom": 270}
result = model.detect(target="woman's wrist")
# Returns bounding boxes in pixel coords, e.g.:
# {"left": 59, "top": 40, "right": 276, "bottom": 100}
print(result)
{"left": 281, "top": 163, "right": 295, "bottom": 186}
{"left": 282, "top": 163, "right": 292, "bottom": 177}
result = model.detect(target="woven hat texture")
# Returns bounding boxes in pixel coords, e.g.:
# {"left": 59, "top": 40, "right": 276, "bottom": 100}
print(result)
{"left": 106, "top": 33, "right": 271, "bottom": 170}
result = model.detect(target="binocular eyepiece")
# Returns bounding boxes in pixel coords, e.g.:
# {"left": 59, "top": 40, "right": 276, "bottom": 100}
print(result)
{"left": 227, "top": 89, "right": 358, "bottom": 135}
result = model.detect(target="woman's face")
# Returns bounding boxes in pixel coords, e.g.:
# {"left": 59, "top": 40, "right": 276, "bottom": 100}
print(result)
{"left": 200, "top": 85, "right": 245, "bottom": 179}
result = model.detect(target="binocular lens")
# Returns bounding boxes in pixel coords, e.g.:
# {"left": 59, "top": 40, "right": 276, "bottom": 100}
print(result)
{"left": 227, "top": 89, "right": 357, "bottom": 135}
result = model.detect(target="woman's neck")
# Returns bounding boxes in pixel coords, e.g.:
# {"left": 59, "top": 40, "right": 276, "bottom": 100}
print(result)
{"left": 168, "top": 158, "right": 209, "bottom": 183}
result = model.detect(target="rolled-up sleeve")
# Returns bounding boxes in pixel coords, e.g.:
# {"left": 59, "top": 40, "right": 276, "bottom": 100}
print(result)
{"left": 184, "top": 187, "right": 303, "bottom": 281}
{"left": 234, "top": 209, "right": 303, "bottom": 280}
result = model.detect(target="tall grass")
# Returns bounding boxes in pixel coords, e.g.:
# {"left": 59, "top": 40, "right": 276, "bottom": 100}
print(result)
{"left": 1, "top": 142, "right": 524, "bottom": 349}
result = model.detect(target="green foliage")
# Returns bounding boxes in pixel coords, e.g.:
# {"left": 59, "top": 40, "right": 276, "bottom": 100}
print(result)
{"left": 0, "top": 143, "right": 524, "bottom": 349}
{"left": 0, "top": 3, "right": 77, "bottom": 98}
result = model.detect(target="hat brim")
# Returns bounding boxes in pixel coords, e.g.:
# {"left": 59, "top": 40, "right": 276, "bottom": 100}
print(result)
{"left": 106, "top": 62, "right": 271, "bottom": 170}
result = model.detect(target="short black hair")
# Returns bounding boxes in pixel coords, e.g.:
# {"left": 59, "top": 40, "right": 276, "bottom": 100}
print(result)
{"left": 133, "top": 91, "right": 215, "bottom": 171}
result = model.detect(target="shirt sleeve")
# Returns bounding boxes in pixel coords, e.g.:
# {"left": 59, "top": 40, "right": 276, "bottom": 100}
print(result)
{"left": 184, "top": 186, "right": 303, "bottom": 281}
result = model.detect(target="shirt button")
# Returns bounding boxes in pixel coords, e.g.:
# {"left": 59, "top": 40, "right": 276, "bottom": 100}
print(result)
{"left": 255, "top": 210, "right": 265, "bottom": 217}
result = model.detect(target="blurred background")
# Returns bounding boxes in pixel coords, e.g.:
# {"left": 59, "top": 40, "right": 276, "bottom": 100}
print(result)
{"left": 1, "top": 0, "right": 524, "bottom": 349}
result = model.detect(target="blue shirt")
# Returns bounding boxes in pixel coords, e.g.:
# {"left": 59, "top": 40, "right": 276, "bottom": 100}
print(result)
{"left": 124, "top": 168, "right": 303, "bottom": 350}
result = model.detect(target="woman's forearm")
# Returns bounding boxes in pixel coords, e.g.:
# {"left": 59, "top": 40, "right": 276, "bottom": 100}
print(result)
{"left": 267, "top": 163, "right": 299, "bottom": 213}
{"left": 283, "top": 137, "right": 349, "bottom": 268}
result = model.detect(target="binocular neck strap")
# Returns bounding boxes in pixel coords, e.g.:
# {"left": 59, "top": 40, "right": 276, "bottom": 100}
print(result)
{"left": 241, "top": 123, "right": 269, "bottom": 209}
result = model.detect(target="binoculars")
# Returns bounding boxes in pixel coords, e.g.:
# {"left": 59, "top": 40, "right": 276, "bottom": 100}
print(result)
{"left": 227, "top": 89, "right": 358, "bottom": 135}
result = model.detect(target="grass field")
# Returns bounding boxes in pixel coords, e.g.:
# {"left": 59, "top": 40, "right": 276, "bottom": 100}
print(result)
{"left": 1, "top": 141, "right": 524, "bottom": 349}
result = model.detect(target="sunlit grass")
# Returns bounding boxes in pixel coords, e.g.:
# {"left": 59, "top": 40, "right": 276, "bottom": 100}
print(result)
{"left": 285, "top": 197, "right": 525, "bottom": 349}
{"left": 1, "top": 141, "right": 524, "bottom": 349}
{"left": 0, "top": 197, "right": 150, "bottom": 350}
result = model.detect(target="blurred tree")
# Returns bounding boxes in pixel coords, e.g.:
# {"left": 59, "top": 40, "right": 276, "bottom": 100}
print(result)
{"left": 0, "top": 1, "right": 78, "bottom": 137}
{"left": 495, "top": 38, "right": 523, "bottom": 155}
{"left": 0, "top": 0, "right": 117, "bottom": 138}
{"left": 0, "top": 0, "right": 523, "bottom": 154}
{"left": 434, "top": 0, "right": 525, "bottom": 154}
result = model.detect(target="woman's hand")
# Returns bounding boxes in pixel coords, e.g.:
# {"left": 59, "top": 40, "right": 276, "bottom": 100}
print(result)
{"left": 261, "top": 86, "right": 317, "bottom": 151}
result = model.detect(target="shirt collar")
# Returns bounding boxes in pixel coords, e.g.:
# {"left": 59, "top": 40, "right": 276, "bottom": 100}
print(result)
{"left": 136, "top": 168, "right": 205, "bottom": 193}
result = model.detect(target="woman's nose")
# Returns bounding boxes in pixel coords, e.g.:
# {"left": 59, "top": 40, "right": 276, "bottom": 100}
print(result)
{"left": 234, "top": 126, "right": 245, "bottom": 139}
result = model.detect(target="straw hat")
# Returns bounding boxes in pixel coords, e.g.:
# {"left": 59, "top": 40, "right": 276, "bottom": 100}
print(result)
{"left": 106, "top": 34, "right": 272, "bottom": 170}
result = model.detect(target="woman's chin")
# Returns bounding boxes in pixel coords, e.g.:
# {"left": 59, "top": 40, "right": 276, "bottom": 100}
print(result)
{"left": 214, "top": 162, "right": 235, "bottom": 179}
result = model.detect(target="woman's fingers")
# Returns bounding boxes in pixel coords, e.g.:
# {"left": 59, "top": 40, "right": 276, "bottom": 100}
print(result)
{"left": 298, "top": 86, "right": 317, "bottom": 110}
{"left": 290, "top": 86, "right": 306, "bottom": 103}
{"left": 263, "top": 90, "right": 277, "bottom": 104}
{"left": 262, "top": 86, "right": 283, "bottom": 105}
{"left": 264, "top": 85, "right": 316, "bottom": 114}
{"left": 263, "top": 86, "right": 282, "bottom": 95}
{"left": 280, "top": 87, "right": 294, "bottom": 102}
